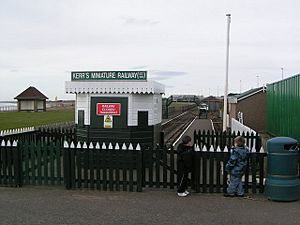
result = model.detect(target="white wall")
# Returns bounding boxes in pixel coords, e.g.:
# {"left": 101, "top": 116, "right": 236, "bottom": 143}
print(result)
{"left": 76, "top": 94, "right": 90, "bottom": 125}
{"left": 75, "top": 93, "right": 162, "bottom": 126}
{"left": 231, "top": 118, "right": 256, "bottom": 134}
{"left": 231, "top": 118, "right": 257, "bottom": 150}
{"left": 153, "top": 94, "right": 162, "bottom": 124}
{"left": 130, "top": 94, "right": 162, "bottom": 126}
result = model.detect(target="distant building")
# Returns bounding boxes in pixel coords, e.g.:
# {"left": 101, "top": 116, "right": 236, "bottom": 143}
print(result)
{"left": 172, "top": 95, "right": 196, "bottom": 102}
{"left": 228, "top": 87, "right": 266, "bottom": 132}
{"left": 14, "top": 86, "right": 48, "bottom": 112}
{"left": 202, "top": 96, "right": 223, "bottom": 112}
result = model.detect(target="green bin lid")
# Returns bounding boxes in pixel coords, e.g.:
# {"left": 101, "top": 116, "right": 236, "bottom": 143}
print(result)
{"left": 267, "top": 137, "right": 298, "bottom": 153}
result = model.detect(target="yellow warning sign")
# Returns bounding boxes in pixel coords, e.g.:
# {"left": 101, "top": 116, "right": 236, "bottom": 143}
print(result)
{"left": 105, "top": 115, "right": 112, "bottom": 122}
{"left": 104, "top": 115, "right": 113, "bottom": 128}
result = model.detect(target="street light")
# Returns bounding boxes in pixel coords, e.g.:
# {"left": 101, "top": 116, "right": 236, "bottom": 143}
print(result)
{"left": 223, "top": 14, "right": 231, "bottom": 132}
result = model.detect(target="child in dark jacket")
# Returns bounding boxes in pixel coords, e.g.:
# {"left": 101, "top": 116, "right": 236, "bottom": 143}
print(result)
{"left": 177, "top": 135, "right": 194, "bottom": 197}
{"left": 224, "top": 136, "right": 250, "bottom": 197}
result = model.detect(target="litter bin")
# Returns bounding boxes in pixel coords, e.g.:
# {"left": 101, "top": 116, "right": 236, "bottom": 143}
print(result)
{"left": 265, "top": 137, "right": 300, "bottom": 201}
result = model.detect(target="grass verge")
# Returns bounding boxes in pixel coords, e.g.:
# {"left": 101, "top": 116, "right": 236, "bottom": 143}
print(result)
{"left": 0, "top": 108, "right": 75, "bottom": 130}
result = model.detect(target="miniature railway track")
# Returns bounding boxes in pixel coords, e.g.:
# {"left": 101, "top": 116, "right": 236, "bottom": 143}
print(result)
{"left": 162, "top": 108, "right": 198, "bottom": 147}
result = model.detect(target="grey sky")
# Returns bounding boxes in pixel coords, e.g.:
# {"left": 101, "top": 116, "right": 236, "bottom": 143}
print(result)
{"left": 0, "top": 0, "right": 299, "bottom": 100}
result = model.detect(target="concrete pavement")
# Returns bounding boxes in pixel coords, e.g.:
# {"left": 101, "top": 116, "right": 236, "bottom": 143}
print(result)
{"left": 0, "top": 186, "right": 300, "bottom": 225}
{"left": 173, "top": 118, "right": 213, "bottom": 149}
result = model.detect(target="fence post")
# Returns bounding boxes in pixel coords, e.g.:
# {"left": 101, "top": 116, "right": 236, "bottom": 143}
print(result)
{"left": 170, "top": 145, "right": 175, "bottom": 189}
{"left": 193, "top": 130, "right": 197, "bottom": 146}
{"left": 136, "top": 145, "right": 143, "bottom": 192}
{"left": 13, "top": 141, "right": 22, "bottom": 187}
{"left": 251, "top": 153, "right": 257, "bottom": 194}
{"left": 141, "top": 147, "right": 145, "bottom": 188}
{"left": 162, "top": 145, "right": 168, "bottom": 188}
{"left": 63, "top": 142, "right": 71, "bottom": 189}
{"left": 222, "top": 151, "right": 230, "bottom": 193}
{"left": 244, "top": 155, "right": 250, "bottom": 193}
{"left": 159, "top": 132, "right": 164, "bottom": 148}
{"left": 255, "top": 132, "right": 261, "bottom": 152}
{"left": 259, "top": 152, "right": 266, "bottom": 193}
{"left": 193, "top": 151, "right": 201, "bottom": 193}
{"left": 155, "top": 145, "right": 161, "bottom": 188}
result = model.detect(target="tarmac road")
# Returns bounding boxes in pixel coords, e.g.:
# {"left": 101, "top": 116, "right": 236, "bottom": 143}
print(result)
{"left": 0, "top": 186, "right": 300, "bottom": 225}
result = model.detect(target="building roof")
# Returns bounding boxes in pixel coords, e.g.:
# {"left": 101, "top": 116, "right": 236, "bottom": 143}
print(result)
{"left": 228, "top": 86, "right": 266, "bottom": 103}
{"left": 65, "top": 81, "right": 165, "bottom": 94}
{"left": 14, "top": 86, "right": 48, "bottom": 100}
{"left": 237, "top": 86, "right": 266, "bottom": 101}
{"left": 202, "top": 96, "right": 222, "bottom": 102}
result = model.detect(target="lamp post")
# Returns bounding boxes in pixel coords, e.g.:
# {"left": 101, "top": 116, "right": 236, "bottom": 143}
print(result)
{"left": 281, "top": 67, "right": 284, "bottom": 80}
{"left": 223, "top": 14, "right": 231, "bottom": 132}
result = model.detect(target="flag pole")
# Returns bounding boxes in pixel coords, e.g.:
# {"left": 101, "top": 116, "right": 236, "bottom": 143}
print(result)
{"left": 223, "top": 14, "right": 231, "bottom": 131}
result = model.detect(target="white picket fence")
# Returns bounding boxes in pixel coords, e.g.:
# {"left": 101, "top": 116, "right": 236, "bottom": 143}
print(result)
{"left": 63, "top": 141, "right": 141, "bottom": 151}
{"left": 62, "top": 141, "right": 264, "bottom": 153}
{"left": 193, "top": 143, "right": 264, "bottom": 153}
{"left": 0, "top": 127, "right": 35, "bottom": 137}
{"left": 1, "top": 139, "right": 18, "bottom": 146}
{"left": 0, "top": 106, "right": 18, "bottom": 112}
{"left": 0, "top": 137, "right": 264, "bottom": 153}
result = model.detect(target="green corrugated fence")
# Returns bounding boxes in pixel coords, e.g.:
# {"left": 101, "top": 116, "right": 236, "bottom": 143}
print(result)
{"left": 267, "top": 74, "right": 300, "bottom": 140}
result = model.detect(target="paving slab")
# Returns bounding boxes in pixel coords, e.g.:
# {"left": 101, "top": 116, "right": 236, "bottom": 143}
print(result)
{"left": 1, "top": 186, "right": 299, "bottom": 225}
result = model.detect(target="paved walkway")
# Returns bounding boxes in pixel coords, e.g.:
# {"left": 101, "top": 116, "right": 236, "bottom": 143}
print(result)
{"left": 173, "top": 118, "right": 213, "bottom": 149}
{"left": 0, "top": 186, "right": 300, "bottom": 225}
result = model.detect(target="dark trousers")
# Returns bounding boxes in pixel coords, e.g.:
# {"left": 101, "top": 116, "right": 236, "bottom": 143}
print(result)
{"left": 177, "top": 162, "right": 189, "bottom": 193}
{"left": 177, "top": 171, "right": 189, "bottom": 193}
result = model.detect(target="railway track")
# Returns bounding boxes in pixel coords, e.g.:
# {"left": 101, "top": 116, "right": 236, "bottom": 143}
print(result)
{"left": 162, "top": 108, "right": 198, "bottom": 147}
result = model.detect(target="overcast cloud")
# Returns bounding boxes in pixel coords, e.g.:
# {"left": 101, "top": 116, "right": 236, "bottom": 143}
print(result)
{"left": 0, "top": 0, "right": 299, "bottom": 100}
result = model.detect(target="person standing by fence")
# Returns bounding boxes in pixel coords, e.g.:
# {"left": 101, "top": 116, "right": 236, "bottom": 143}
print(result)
{"left": 177, "top": 135, "right": 194, "bottom": 197}
{"left": 224, "top": 136, "right": 250, "bottom": 197}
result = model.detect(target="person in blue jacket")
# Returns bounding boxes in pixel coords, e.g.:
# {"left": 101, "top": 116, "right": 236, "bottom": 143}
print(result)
{"left": 224, "top": 136, "right": 250, "bottom": 197}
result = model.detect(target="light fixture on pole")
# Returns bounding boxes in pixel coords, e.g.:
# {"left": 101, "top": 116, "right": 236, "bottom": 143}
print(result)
{"left": 281, "top": 67, "right": 284, "bottom": 80}
{"left": 223, "top": 14, "right": 231, "bottom": 132}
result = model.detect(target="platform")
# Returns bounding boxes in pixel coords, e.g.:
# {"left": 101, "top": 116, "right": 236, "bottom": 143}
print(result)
{"left": 173, "top": 118, "right": 214, "bottom": 149}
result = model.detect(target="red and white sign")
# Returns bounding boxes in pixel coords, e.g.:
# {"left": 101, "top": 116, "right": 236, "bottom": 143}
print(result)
{"left": 96, "top": 103, "right": 121, "bottom": 116}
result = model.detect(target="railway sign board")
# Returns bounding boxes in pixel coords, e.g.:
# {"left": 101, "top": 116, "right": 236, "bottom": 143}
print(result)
{"left": 96, "top": 103, "right": 121, "bottom": 116}
{"left": 71, "top": 71, "right": 147, "bottom": 81}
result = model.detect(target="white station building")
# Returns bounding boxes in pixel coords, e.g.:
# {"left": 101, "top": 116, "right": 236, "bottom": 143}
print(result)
{"left": 65, "top": 71, "right": 165, "bottom": 146}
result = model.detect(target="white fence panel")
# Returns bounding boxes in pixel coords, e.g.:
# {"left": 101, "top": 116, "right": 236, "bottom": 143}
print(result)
{"left": 231, "top": 118, "right": 256, "bottom": 135}
{"left": 231, "top": 118, "right": 257, "bottom": 150}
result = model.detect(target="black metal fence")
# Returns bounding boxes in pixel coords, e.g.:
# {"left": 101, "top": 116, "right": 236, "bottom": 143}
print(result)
{"left": 193, "top": 151, "right": 266, "bottom": 193}
{"left": 142, "top": 146, "right": 266, "bottom": 193}
{"left": 0, "top": 140, "right": 22, "bottom": 187}
{"left": 194, "top": 130, "right": 261, "bottom": 151}
{"left": 0, "top": 139, "right": 267, "bottom": 193}
{"left": 63, "top": 142, "right": 143, "bottom": 192}
{"left": 36, "top": 127, "right": 76, "bottom": 144}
